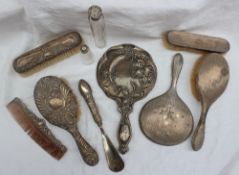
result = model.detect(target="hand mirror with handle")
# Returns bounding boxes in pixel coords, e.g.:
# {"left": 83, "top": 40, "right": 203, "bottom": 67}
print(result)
{"left": 97, "top": 44, "right": 157, "bottom": 153}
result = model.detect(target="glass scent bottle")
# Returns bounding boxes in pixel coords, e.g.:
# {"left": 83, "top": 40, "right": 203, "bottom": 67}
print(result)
{"left": 88, "top": 5, "right": 106, "bottom": 48}
{"left": 80, "top": 44, "right": 94, "bottom": 65}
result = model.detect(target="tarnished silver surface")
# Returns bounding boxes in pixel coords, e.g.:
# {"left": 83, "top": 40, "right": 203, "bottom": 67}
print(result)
{"left": 192, "top": 53, "right": 229, "bottom": 151}
{"left": 167, "top": 31, "right": 230, "bottom": 53}
{"left": 97, "top": 44, "right": 157, "bottom": 153}
{"left": 79, "top": 79, "right": 124, "bottom": 172}
{"left": 13, "top": 32, "right": 88, "bottom": 74}
{"left": 139, "top": 53, "right": 193, "bottom": 145}
{"left": 34, "top": 76, "right": 99, "bottom": 166}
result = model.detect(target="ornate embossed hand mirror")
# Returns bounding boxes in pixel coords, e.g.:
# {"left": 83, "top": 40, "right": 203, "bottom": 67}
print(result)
{"left": 97, "top": 44, "right": 157, "bottom": 153}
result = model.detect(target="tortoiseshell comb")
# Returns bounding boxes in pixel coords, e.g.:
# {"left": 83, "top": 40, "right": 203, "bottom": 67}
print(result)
{"left": 7, "top": 98, "right": 67, "bottom": 160}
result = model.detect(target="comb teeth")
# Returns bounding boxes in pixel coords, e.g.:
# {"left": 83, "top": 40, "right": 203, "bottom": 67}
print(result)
{"left": 7, "top": 98, "right": 67, "bottom": 160}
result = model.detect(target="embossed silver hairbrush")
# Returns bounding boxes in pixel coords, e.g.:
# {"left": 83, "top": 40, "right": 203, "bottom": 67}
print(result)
{"left": 34, "top": 76, "right": 99, "bottom": 166}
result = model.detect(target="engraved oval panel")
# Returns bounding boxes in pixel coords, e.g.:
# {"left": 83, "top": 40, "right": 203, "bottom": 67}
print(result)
{"left": 49, "top": 98, "right": 64, "bottom": 109}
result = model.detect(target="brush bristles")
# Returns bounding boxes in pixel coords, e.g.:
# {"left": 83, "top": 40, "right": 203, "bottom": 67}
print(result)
{"left": 7, "top": 98, "right": 67, "bottom": 160}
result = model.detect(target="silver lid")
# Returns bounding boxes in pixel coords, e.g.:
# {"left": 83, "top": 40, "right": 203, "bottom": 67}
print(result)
{"left": 88, "top": 5, "right": 103, "bottom": 21}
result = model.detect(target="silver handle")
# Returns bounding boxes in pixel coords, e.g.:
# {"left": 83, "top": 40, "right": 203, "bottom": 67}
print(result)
{"left": 79, "top": 79, "right": 102, "bottom": 127}
{"left": 171, "top": 53, "right": 183, "bottom": 89}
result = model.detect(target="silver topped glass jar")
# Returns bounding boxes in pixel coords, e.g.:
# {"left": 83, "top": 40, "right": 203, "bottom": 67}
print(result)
{"left": 88, "top": 5, "right": 106, "bottom": 48}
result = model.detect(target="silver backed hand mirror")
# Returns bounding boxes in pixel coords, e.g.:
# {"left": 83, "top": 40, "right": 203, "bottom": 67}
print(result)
{"left": 191, "top": 53, "right": 229, "bottom": 151}
{"left": 139, "top": 53, "right": 193, "bottom": 145}
{"left": 97, "top": 44, "right": 157, "bottom": 153}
